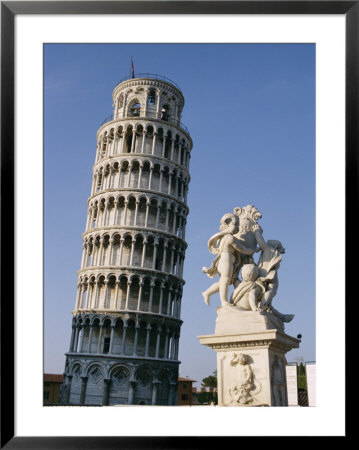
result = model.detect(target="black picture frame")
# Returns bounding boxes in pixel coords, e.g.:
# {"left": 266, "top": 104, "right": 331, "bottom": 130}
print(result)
{"left": 1, "top": 1, "right": 352, "bottom": 447}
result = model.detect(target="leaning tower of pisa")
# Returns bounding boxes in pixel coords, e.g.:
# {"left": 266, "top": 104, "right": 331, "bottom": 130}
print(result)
{"left": 60, "top": 74, "right": 192, "bottom": 406}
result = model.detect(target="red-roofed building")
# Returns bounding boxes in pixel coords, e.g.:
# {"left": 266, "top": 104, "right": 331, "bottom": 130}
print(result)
{"left": 43, "top": 374, "right": 64, "bottom": 404}
{"left": 177, "top": 377, "right": 197, "bottom": 405}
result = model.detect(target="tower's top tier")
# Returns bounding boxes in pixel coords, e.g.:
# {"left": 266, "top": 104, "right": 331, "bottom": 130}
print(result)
{"left": 111, "top": 74, "right": 186, "bottom": 128}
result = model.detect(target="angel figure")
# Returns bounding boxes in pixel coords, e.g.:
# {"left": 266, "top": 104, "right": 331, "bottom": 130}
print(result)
{"left": 202, "top": 213, "right": 258, "bottom": 306}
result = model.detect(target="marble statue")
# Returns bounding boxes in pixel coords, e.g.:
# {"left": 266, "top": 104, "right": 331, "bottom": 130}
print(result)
{"left": 202, "top": 213, "right": 258, "bottom": 306}
{"left": 202, "top": 205, "right": 294, "bottom": 324}
{"left": 199, "top": 205, "right": 300, "bottom": 407}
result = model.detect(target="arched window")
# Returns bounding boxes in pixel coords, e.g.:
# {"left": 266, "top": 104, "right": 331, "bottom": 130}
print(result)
{"left": 161, "top": 104, "right": 170, "bottom": 121}
{"left": 148, "top": 90, "right": 156, "bottom": 104}
{"left": 130, "top": 103, "right": 141, "bottom": 117}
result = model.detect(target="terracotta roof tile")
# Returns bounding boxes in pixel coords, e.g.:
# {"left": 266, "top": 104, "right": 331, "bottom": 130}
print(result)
{"left": 44, "top": 374, "right": 64, "bottom": 383}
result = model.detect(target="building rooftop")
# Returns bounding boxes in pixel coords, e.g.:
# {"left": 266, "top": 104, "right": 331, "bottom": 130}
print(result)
{"left": 44, "top": 374, "right": 64, "bottom": 383}
{"left": 178, "top": 377, "right": 197, "bottom": 382}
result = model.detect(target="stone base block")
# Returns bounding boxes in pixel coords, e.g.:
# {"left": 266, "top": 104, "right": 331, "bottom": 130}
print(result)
{"left": 215, "top": 304, "right": 285, "bottom": 334}
{"left": 199, "top": 330, "right": 300, "bottom": 406}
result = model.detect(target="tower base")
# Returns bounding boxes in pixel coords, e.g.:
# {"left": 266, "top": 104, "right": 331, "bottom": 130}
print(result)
{"left": 198, "top": 305, "right": 300, "bottom": 406}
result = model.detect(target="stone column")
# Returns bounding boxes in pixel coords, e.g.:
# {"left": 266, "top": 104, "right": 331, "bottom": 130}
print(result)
{"left": 134, "top": 200, "right": 139, "bottom": 226}
{"left": 109, "top": 325, "right": 115, "bottom": 354}
{"left": 159, "top": 168, "right": 163, "bottom": 192}
{"left": 112, "top": 279, "right": 118, "bottom": 309}
{"left": 165, "top": 207, "right": 170, "bottom": 231}
{"left": 152, "top": 242, "right": 158, "bottom": 270}
{"left": 172, "top": 213, "right": 177, "bottom": 235}
{"left": 164, "top": 329, "right": 170, "bottom": 358}
{"left": 162, "top": 244, "right": 168, "bottom": 272}
{"left": 73, "top": 325, "right": 80, "bottom": 353}
{"left": 174, "top": 334, "right": 180, "bottom": 359}
{"left": 64, "top": 375, "right": 73, "bottom": 405}
{"left": 151, "top": 133, "right": 157, "bottom": 155}
{"left": 93, "top": 281, "right": 99, "bottom": 308}
{"left": 128, "top": 381, "right": 137, "bottom": 405}
{"left": 138, "top": 165, "right": 143, "bottom": 189}
{"left": 161, "top": 135, "right": 166, "bottom": 157}
{"left": 159, "top": 282, "right": 165, "bottom": 314}
{"left": 145, "top": 325, "right": 151, "bottom": 357}
{"left": 155, "top": 327, "right": 161, "bottom": 358}
{"left": 121, "top": 322, "right": 128, "bottom": 354}
{"left": 80, "top": 244, "right": 87, "bottom": 268}
{"left": 155, "top": 205, "right": 160, "bottom": 228}
{"left": 127, "top": 164, "right": 132, "bottom": 188}
{"left": 102, "top": 280, "right": 108, "bottom": 309}
{"left": 168, "top": 381, "right": 178, "bottom": 406}
{"left": 141, "top": 240, "right": 147, "bottom": 268}
{"left": 148, "top": 280, "right": 155, "bottom": 312}
{"left": 130, "top": 130, "right": 136, "bottom": 153}
{"left": 125, "top": 279, "right": 132, "bottom": 310}
{"left": 151, "top": 381, "right": 160, "bottom": 405}
{"left": 87, "top": 324, "right": 94, "bottom": 353}
{"left": 170, "top": 138, "right": 175, "bottom": 160}
{"left": 123, "top": 201, "right": 128, "bottom": 226}
{"left": 122, "top": 94, "right": 128, "bottom": 118}
{"left": 167, "top": 288, "right": 173, "bottom": 315}
{"left": 102, "top": 378, "right": 111, "bottom": 406}
{"left": 69, "top": 325, "right": 76, "bottom": 352}
{"left": 144, "top": 202, "right": 150, "bottom": 227}
{"left": 107, "top": 238, "right": 114, "bottom": 266}
{"left": 129, "top": 239, "right": 136, "bottom": 266}
{"left": 137, "top": 279, "right": 144, "bottom": 311}
{"left": 79, "top": 376, "right": 88, "bottom": 405}
{"left": 148, "top": 166, "right": 153, "bottom": 189}
{"left": 119, "top": 132, "right": 125, "bottom": 153}
{"left": 75, "top": 283, "right": 82, "bottom": 310}
{"left": 175, "top": 175, "right": 179, "bottom": 199}
{"left": 78, "top": 326, "right": 85, "bottom": 353}
{"left": 169, "top": 332, "right": 175, "bottom": 359}
{"left": 141, "top": 130, "right": 147, "bottom": 154}
{"left": 97, "top": 325, "right": 103, "bottom": 353}
{"left": 168, "top": 172, "right": 172, "bottom": 196}
{"left": 134, "top": 324, "right": 140, "bottom": 356}
{"left": 98, "top": 238, "right": 104, "bottom": 266}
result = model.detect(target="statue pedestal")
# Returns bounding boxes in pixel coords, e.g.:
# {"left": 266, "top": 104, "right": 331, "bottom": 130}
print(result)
{"left": 198, "top": 305, "right": 300, "bottom": 406}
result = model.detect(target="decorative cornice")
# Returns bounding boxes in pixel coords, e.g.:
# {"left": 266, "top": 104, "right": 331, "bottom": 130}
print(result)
{"left": 92, "top": 152, "right": 191, "bottom": 177}
{"left": 97, "top": 117, "right": 192, "bottom": 142}
{"left": 87, "top": 187, "right": 190, "bottom": 210}
{"left": 81, "top": 226, "right": 188, "bottom": 247}
{"left": 76, "top": 266, "right": 186, "bottom": 284}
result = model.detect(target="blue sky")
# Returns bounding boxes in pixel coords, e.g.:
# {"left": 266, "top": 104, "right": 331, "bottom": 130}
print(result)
{"left": 44, "top": 43, "right": 315, "bottom": 386}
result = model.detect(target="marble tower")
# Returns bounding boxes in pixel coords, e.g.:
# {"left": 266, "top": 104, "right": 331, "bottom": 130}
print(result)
{"left": 60, "top": 73, "right": 192, "bottom": 406}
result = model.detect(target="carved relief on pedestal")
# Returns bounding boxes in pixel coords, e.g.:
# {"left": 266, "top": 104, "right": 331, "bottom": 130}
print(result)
{"left": 224, "top": 352, "right": 262, "bottom": 406}
{"left": 270, "top": 354, "right": 287, "bottom": 406}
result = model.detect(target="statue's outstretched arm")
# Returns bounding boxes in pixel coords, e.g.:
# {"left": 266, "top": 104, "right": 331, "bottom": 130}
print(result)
{"left": 232, "top": 238, "right": 255, "bottom": 255}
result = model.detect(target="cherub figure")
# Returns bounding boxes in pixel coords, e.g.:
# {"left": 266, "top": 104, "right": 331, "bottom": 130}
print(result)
{"left": 231, "top": 264, "right": 266, "bottom": 311}
{"left": 257, "top": 239, "right": 285, "bottom": 311}
{"left": 231, "top": 263, "right": 294, "bottom": 322}
{"left": 229, "top": 353, "right": 253, "bottom": 404}
{"left": 233, "top": 205, "right": 267, "bottom": 266}
{"left": 202, "top": 213, "right": 258, "bottom": 306}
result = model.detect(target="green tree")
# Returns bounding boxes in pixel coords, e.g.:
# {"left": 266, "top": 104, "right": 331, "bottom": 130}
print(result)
{"left": 201, "top": 370, "right": 217, "bottom": 389}
{"left": 297, "top": 363, "right": 307, "bottom": 390}
{"left": 199, "top": 371, "right": 218, "bottom": 405}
